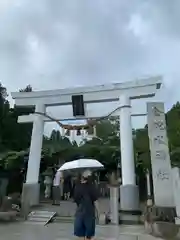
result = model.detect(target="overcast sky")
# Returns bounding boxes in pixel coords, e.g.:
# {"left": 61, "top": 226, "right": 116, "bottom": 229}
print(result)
{"left": 0, "top": 0, "right": 180, "bottom": 136}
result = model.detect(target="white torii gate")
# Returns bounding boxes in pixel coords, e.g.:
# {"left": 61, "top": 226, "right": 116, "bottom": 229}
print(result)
{"left": 11, "top": 76, "right": 162, "bottom": 210}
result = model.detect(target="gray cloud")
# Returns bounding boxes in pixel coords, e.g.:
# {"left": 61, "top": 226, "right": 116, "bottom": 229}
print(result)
{"left": 0, "top": 0, "right": 147, "bottom": 90}
{"left": 137, "top": 0, "right": 180, "bottom": 39}
{"left": 0, "top": 0, "right": 179, "bottom": 134}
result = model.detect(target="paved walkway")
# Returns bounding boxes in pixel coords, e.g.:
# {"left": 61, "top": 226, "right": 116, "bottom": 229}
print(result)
{"left": 0, "top": 222, "right": 163, "bottom": 240}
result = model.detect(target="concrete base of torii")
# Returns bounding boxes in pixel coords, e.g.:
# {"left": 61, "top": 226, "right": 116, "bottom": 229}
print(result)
{"left": 21, "top": 183, "right": 40, "bottom": 207}
{"left": 119, "top": 184, "right": 141, "bottom": 224}
{"left": 108, "top": 184, "right": 141, "bottom": 225}
{"left": 21, "top": 183, "right": 40, "bottom": 219}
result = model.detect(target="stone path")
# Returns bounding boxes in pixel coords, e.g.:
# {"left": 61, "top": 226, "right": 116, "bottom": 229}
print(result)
{"left": 0, "top": 222, "right": 163, "bottom": 240}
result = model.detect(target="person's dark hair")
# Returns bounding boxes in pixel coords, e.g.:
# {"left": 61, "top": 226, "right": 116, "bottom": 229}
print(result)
{"left": 81, "top": 175, "right": 93, "bottom": 184}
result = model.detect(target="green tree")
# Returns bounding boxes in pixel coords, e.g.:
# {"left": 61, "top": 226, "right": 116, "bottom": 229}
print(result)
{"left": 166, "top": 102, "right": 180, "bottom": 166}
{"left": 94, "top": 117, "right": 119, "bottom": 141}
{"left": 0, "top": 84, "right": 34, "bottom": 172}
{"left": 167, "top": 102, "right": 180, "bottom": 150}
{"left": 42, "top": 129, "right": 76, "bottom": 166}
{"left": 134, "top": 127, "right": 150, "bottom": 171}
{"left": 19, "top": 84, "right": 32, "bottom": 92}
{"left": 1, "top": 85, "right": 34, "bottom": 151}
{"left": 82, "top": 119, "right": 120, "bottom": 169}
{"left": 0, "top": 83, "right": 10, "bottom": 152}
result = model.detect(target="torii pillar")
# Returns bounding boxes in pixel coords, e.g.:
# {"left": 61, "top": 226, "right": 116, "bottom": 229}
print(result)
{"left": 119, "top": 95, "right": 140, "bottom": 223}
{"left": 22, "top": 103, "right": 45, "bottom": 206}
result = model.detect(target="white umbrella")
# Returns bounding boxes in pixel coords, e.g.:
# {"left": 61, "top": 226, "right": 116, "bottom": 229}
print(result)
{"left": 58, "top": 158, "right": 104, "bottom": 171}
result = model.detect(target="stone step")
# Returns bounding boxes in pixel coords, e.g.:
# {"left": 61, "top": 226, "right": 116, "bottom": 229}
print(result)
{"left": 28, "top": 217, "right": 52, "bottom": 222}
{"left": 23, "top": 221, "right": 48, "bottom": 225}
{"left": 26, "top": 211, "right": 56, "bottom": 225}
{"left": 29, "top": 214, "right": 54, "bottom": 218}
{"left": 29, "top": 211, "right": 55, "bottom": 217}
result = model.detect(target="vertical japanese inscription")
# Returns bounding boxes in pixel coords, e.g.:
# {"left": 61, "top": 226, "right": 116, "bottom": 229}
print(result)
{"left": 155, "top": 150, "right": 166, "bottom": 160}
{"left": 156, "top": 169, "right": 170, "bottom": 181}
{"left": 154, "top": 120, "right": 166, "bottom": 130}
{"left": 147, "top": 102, "right": 174, "bottom": 207}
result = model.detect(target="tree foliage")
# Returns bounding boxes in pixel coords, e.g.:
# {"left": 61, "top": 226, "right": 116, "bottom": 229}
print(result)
{"left": 0, "top": 84, "right": 33, "bottom": 169}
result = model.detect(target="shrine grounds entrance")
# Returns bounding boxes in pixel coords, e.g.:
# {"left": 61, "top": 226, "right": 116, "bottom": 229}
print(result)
{"left": 11, "top": 76, "right": 162, "bottom": 223}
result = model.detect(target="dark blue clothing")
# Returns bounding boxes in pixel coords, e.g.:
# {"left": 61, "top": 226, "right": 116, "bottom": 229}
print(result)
{"left": 74, "top": 214, "right": 95, "bottom": 238}
{"left": 73, "top": 182, "right": 99, "bottom": 237}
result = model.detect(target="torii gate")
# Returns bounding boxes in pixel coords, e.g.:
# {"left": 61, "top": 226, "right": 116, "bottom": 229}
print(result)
{"left": 11, "top": 76, "right": 162, "bottom": 211}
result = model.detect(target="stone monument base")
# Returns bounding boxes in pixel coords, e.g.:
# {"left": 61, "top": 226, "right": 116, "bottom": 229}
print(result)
{"left": 145, "top": 221, "right": 180, "bottom": 239}
{"left": 119, "top": 184, "right": 141, "bottom": 224}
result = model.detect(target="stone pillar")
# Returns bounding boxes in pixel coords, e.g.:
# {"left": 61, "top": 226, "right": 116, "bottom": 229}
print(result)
{"left": 61, "top": 128, "right": 65, "bottom": 138}
{"left": 146, "top": 170, "right": 151, "bottom": 197}
{"left": 146, "top": 170, "right": 153, "bottom": 206}
{"left": 147, "top": 102, "right": 174, "bottom": 207}
{"left": 23, "top": 102, "right": 45, "bottom": 207}
{"left": 109, "top": 186, "right": 119, "bottom": 225}
{"left": 71, "top": 130, "right": 75, "bottom": 142}
{"left": 119, "top": 95, "right": 140, "bottom": 224}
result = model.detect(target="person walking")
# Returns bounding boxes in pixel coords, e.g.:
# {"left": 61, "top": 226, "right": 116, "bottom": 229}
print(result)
{"left": 52, "top": 170, "right": 63, "bottom": 205}
{"left": 64, "top": 175, "right": 71, "bottom": 200}
{"left": 73, "top": 170, "right": 99, "bottom": 240}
